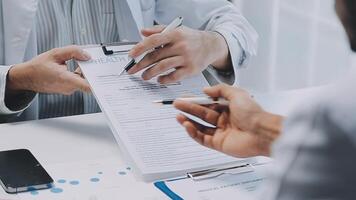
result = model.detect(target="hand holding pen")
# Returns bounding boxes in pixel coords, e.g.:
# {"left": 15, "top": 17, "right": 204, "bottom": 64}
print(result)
{"left": 125, "top": 16, "right": 231, "bottom": 84}
{"left": 120, "top": 16, "right": 184, "bottom": 76}
{"left": 172, "top": 84, "right": 280, "bottom": 158}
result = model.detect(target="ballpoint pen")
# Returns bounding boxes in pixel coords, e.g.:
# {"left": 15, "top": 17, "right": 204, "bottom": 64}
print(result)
{"left": 119, "top": 16, "right": 184, "bottom": 76}
{"left": 153, "top": 97, "right": 229, "bottom": 106}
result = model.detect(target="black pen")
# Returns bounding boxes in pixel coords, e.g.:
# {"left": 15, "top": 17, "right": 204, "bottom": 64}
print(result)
{"left": 119, "top": 16, "right": 184, "bottom": 76}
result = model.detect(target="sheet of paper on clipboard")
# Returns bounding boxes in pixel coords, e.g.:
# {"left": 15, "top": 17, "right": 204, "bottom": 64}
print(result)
{"left": 77, "top": 43, "right": 256, "bottom": 183}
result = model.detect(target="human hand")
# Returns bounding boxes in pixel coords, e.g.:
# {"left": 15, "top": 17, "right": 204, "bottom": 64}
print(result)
{"left": 7, "top": 45, "right": 91, "bottom": 95}
{"left": 174, "top": 84, "right": 283, "bottom": 158}
{"left": 128, "top": 25, "right": 231, "bottom": 84}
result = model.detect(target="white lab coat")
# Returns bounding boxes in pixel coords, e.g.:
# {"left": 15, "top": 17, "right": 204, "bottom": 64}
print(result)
{"left": 0, "top": 0, "right": 258, "bottom": 122}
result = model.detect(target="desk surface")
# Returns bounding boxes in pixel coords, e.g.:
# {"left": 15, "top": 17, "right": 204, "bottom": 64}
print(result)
{"left": 0, "top": 86, "right": 325, "bottom": 199}
{"left": 0, "top": 113, "right": 169, "bottom": 200}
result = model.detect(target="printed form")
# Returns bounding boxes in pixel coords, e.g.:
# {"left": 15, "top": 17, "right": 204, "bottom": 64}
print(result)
{"left": 78, "top": 45, "right": 241, "bottom": 181}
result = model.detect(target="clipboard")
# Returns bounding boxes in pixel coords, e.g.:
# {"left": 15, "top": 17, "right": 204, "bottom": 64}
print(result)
{"left": 153, "top": 157, "right": 273, "bottom": 200}
{"left": 154, "top": 162, "right": 258, "bottom": 200}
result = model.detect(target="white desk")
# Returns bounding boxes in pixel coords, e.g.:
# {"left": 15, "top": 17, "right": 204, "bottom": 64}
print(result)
{"left": 0, "top": 86, "right": 325, "bottom": 199}
{"left": 0, "top": 113, "right": 168, "bottom": 200}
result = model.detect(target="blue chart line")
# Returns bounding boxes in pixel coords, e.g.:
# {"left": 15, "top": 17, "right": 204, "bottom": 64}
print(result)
{"left": 90, "top": 177, "right": 100, "bottom": 182}
{"left": 50, "top": 188, "right": 64, "bottom": 193}
{"left": 69, "top": 180, "right": 80, "bottom": 185}
{"left": 57, "top": 179, "right": 66, "bottom": 184}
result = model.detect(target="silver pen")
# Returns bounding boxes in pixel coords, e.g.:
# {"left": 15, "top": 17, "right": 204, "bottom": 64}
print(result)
{"left": 119, "top": 16, "right": 184, "bottom": 75}
{"left": 153, "top": 97, "right": 229, "bottom": 106}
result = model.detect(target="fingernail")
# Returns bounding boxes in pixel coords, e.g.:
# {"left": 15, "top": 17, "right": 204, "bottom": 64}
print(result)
{"left": 127, "top": 68, "right": 135, "bottom": 74}
{"left": 129, "top": 49, "right": 136, "bottom": 57}
{"left": 173, "top": 100, "right": 183, "bottom": 106}
{"left": 82, "top": 51, "right": 91, "bottom": 60}
{"left": 142, "top": 76, "right": 151, "bottom": 81}
{"left": 203, "top": 87, "right": 211, "bottom": 92}
{"left": 182, "top": 122, "right": 190, "bottom": 128}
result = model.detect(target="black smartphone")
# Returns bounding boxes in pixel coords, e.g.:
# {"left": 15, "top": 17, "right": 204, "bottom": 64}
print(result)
{"left": 0, "top": 149, "right": 53, "bottom": 194}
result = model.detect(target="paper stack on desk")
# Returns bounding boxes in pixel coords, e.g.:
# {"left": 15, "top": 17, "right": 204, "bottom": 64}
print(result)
{"left": 78, "top": 44, "right": 250, "bottom": 182}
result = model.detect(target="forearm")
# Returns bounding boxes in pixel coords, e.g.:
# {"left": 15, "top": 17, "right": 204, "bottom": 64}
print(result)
{"left": 203, "top": 2, "right": 258, "bottom": 84}
{"left": 156, "top": 0, "right": 257, "bottom": 73}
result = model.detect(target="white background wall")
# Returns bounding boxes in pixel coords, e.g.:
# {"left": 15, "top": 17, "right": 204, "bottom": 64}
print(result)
{"left": 233, "top": 0, "right": 353, "bottom": 92}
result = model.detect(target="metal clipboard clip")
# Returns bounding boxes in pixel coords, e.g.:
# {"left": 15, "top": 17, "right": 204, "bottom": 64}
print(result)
{"left": 187, "top": 163, "right": 254, "bottom": 181}
{"left": 100, "top": 42, "right": 139, "bottom": 75}
{"left": 100, "top": 42, "right": 137, "bottom": 56}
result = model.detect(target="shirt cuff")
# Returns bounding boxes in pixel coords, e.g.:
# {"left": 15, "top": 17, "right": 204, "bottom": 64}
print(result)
{"left": 0, "top": 65, "right": 35, "bottom": 114}
{"left": 211, "top": 28, "right": 252, "bottom": 86}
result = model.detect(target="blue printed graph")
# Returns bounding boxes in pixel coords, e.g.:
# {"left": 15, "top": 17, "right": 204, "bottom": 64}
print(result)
{"left": 26, "top": 166, "right": 131, "bottom": 196}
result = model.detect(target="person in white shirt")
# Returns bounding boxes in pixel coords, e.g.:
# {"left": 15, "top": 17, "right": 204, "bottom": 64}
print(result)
{"left": 0, "top": 0, "right": 257, "bottom": 122}
{"left": 174, "top": 0, "right": 356, "bottom": 199}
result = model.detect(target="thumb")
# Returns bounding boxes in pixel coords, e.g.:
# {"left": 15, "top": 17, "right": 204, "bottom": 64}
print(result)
{"left": 52, "top": 45, "right": 91, "bottom": 63}
{"left": 141, "top": 25, "right": 166, "bottom": 37}
{"left": 203, "top": 84, "right": 238, "bottom": 101}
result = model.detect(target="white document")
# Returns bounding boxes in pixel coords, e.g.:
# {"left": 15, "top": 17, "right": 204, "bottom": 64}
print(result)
{"left": 78, "top": 45, "right": 244, "bottom": 182}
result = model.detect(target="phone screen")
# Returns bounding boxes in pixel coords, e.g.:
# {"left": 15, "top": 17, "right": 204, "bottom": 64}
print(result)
{"left": 0, "top": 149, "right": 53, "bottom": 193}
